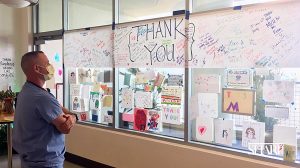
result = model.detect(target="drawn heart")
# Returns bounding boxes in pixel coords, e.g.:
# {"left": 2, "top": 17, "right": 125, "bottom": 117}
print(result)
{"left": 198, "top": 126, "right": 207, "bottom": 135}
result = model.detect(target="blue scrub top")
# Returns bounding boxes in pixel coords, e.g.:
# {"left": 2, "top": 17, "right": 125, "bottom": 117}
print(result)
{"left": 13, "top": 81, "right": 65, "bottom": 167}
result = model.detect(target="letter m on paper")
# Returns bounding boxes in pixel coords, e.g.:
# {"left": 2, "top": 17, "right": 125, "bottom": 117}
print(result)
{"left": 226, "top": 102, "right": 239, "bottom": 112}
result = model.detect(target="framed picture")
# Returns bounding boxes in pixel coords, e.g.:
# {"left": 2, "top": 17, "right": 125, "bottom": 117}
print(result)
{"left": 225, "top": 69, "right": 253, "bottom": 88}
{"left": 222, "top": 88, "right": 255, "bottom": 116}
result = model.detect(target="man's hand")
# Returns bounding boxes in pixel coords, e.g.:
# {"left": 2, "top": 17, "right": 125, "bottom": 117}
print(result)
{"left": 52, "top": 114, "right": 76, "bottom": 134}
{"left": 63, "top": 114, "right": 76, "bottom": 127}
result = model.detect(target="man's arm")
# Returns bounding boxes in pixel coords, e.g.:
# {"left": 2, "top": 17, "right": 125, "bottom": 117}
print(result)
{"left": 61, "top": 106, "right": 72, "bottom": 115}
{"left": 61, "top": 106, "right": 79, "bottom": 121}
{"left": 52, "top": 114, "right": 76, "bottom": 134}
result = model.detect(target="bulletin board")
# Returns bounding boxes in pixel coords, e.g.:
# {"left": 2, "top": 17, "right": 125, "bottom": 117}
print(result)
{"left": 222, "top": 88, "right": 255, "bottom": 116}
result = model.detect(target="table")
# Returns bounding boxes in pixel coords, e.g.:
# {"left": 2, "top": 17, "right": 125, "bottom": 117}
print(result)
{"left": 0, "top": 112, "right": 14, "bottom": 168}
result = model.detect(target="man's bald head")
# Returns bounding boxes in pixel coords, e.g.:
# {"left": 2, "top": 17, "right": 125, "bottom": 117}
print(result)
{"left": 21, "top": 51, "right": 44, "bottom": 76}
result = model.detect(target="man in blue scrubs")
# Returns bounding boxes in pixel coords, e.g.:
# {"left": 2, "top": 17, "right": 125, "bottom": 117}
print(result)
{"left": 13, "top": 51, "right": 77, "bottom": 168}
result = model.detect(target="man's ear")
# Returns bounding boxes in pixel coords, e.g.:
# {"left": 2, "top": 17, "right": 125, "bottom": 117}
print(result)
{"left": 34, "top": 65, "right": 40, "bottom": 73}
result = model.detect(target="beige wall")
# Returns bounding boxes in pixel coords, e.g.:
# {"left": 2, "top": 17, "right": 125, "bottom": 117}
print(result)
{"left": 0, "top": 5, "right": 32, "bottom": 91}
{"left": 66, "top": 124, "right": 296, "bottom": 168}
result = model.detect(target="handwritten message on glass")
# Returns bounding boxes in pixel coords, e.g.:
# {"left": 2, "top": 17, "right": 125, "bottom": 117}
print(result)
{"left": 189, "top": 1, "right": 300, "bottom": 68}
{"left": 193, "top": 74, "right": 220, "bottom": 93}
{"left": 64, "top": 26, "right": 113, "bottom": 68}
{"left": 115, "top": 16, "right": 187, "bottom": 68}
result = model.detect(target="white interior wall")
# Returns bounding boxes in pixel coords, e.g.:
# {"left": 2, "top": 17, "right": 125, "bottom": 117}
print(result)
{"left": 0, "top": 5, "right": 32, "bottom": 91}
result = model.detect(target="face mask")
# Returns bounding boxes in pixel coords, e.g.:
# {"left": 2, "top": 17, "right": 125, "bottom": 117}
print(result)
{"left": 37, "top": 64, "right": 55, "bottom": 81}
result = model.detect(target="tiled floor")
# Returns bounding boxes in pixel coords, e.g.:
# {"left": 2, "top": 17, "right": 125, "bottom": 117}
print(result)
{"left": 0, "top": 155, "right": 84, "bottom": 168}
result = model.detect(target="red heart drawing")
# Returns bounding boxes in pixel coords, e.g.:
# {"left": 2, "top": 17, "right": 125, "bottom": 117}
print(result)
{"left": 198, "top": 126, "right": 207, "bottom": 135}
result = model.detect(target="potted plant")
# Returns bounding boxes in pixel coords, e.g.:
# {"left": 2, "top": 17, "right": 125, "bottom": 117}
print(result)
{"left": 3, "top": 89, "right": 16, "bottom": 114}
{"left": 0, "top": 90, "right": 5, "bottom": 111}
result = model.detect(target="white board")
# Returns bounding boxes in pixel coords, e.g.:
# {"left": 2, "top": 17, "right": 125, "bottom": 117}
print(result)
{"left": 0, "top": 37, "right": 15, "bottom": 90}
{"left": 64, "top": 26, "right": 113, "bottom": 68}
{"left": 114, "top": 16, "right": 187, "bottom": 68}
{"left": 189, "top": 1, "right": 300, "bottom": 68}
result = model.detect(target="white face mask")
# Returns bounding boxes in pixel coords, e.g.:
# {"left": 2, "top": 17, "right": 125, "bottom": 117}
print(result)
{"left": 37, "top": 64, "right": 55, "bottom": 81}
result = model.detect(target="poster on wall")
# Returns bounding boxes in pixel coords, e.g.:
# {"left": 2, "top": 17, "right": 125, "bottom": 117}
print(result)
{"left": 167, "top": 74, "right": 183, "bottom": 86}
{"left": 123, "top": 73, "right": 131, "bottom": 86}
{"left": 78, "top": 68, "right": 94, "bottom": 83}
{"left": 135, "top": 91, "right": 153, "bottom": 108}
{"left": 161, "top": 105, "right": 181, "bottom": 125}
{"left": 81, "top": 85, "right": 92, "bottom": 99}
{"left": 273, "top": 125, "right": 297, "bottom": 155}
{"left": 161, "top": 86, "right": 182, "bottom": 105}
{"left": 79, "top": 112, "right": 88, "bottom": 121}
{"left": 222, "top": 88, "right": 255, "bottom": 116}
{"left": 147, "top": 110, "right": 163, "bottom": 132}
{"left": 214, "top": 119, "right": 234, "bottom": 146}
{"left": 121, "top": 88, "right": 134, "bottom": 108}
{"left": 101, "top": 108, "right": 113, "bottom": 125}
{"left": 68, "top": 68, "right": 78, "bottom": 84}
{"left": 225, "top": 69, "right": 252, "bottom": 88}
{"left": 263, "top": 80, "right": 294, "bottom": 104}
{"left": 70, "top": 84, "right": 82, "bottom": 96}
{"left": 71, "top": 96, "right": 81, "bottom": 112}
{"left": 195, "top": 117, "right": 214, "bottom": 142}
{"left": 134, "top": 108, "right": 148, "bottom": 131}
{"left": 242, "top": 121, "right": 265, "bottom": 148}
{"left": 265, "top": 105, "right": 289, "bottom": 119}
{"left": 135, "top": 72, "right": 149, "bottom": 84}
{"left": 154, "top": 73, "right": 165, "bottom": 87}
{"left": 193, "top": 74, "right": 220, "bottom": 93}
{"left": 102, "top": 95, "right": 113, "bottom": 108}
{"left": 89, "top": 92, "right": 101, "bottom": 110}
{"left": 198, "top": 93, "right": 218, "bottom": 118}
